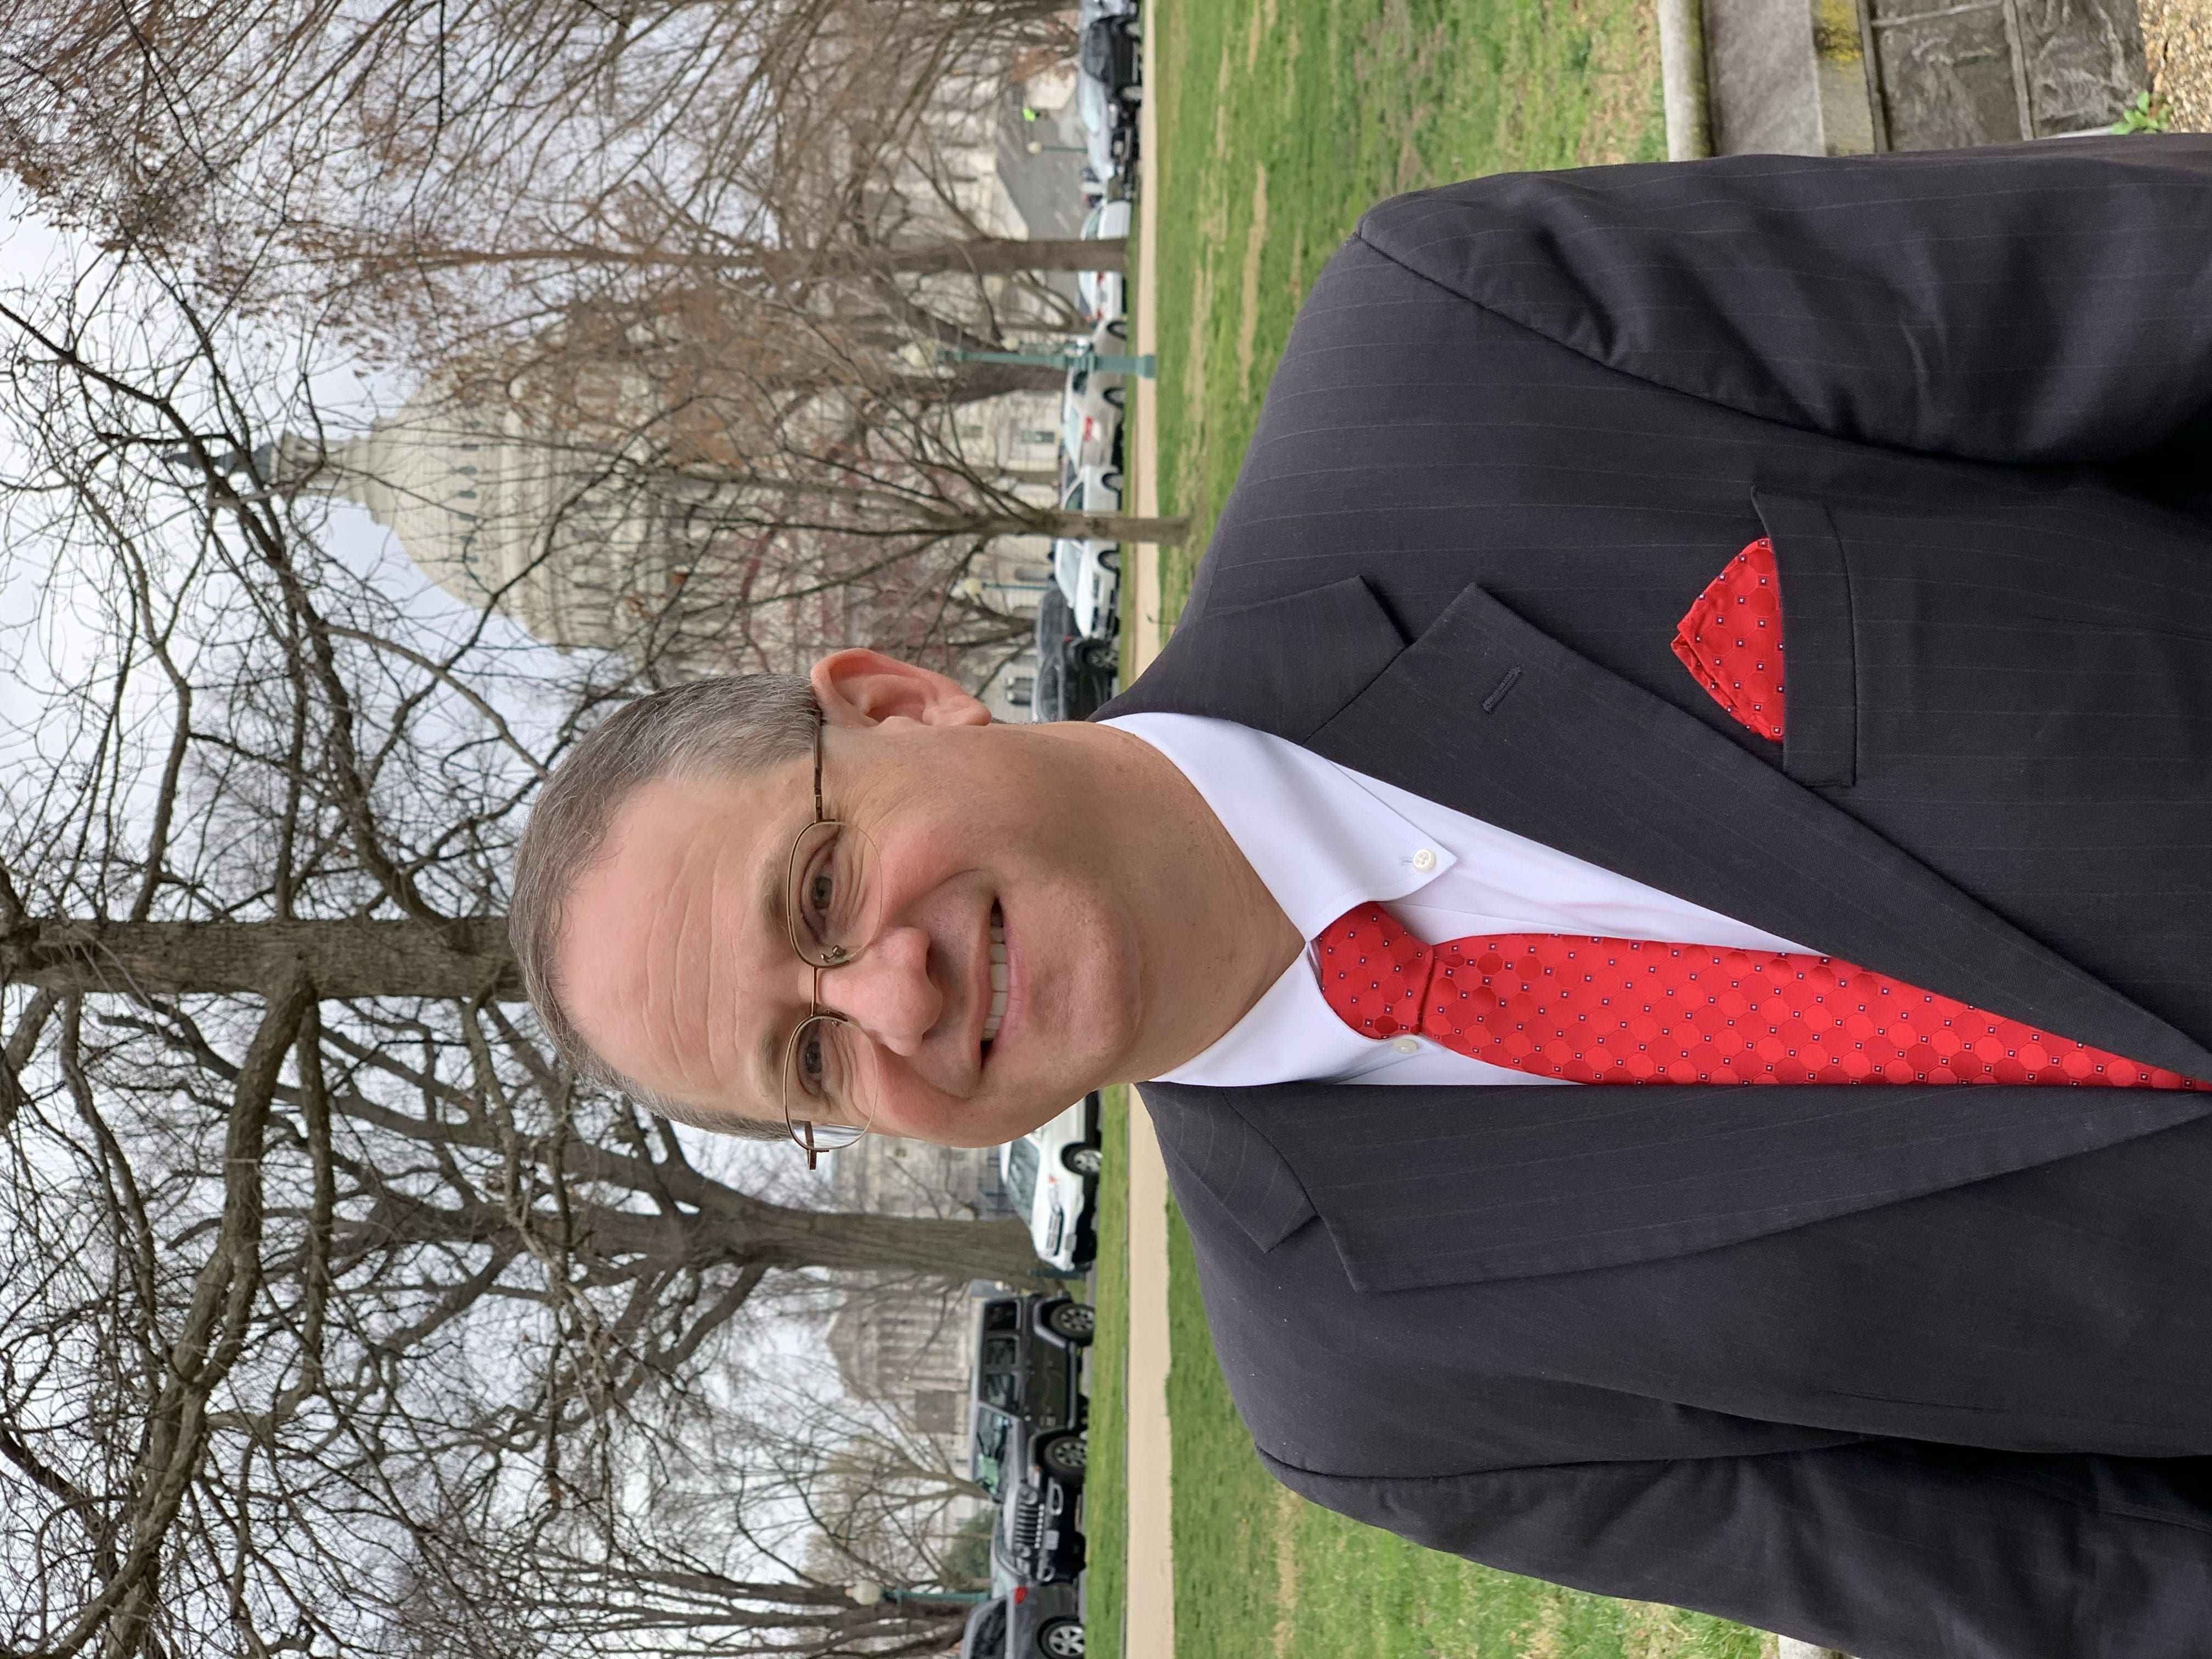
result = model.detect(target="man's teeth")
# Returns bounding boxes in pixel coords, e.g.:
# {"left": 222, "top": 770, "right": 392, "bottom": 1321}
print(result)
{"left": 982, "top": 913, "right": 1008, "bottom": 1043}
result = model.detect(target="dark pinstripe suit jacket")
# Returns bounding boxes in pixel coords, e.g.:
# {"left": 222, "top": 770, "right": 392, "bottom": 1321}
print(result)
{"left": 1097, "top": 136, "right": 2212, "bottom": 1657}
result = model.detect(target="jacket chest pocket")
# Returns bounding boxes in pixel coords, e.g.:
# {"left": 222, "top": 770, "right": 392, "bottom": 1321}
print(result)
{"left": 1753, "top": 489, "right": 1857, "bottom": 789}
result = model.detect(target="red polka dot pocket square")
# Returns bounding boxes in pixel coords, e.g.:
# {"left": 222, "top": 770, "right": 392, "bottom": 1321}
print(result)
{"left": 1672, "top": 537, "right": 1784, "bottom": 740}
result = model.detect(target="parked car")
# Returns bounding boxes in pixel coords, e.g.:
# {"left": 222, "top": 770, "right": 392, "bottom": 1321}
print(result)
{"left": 1052, "top": 464, "right": 1121, "bottom": 641}
{"left": 1058, "top": 321, "right": 1126, "bottom": 471}
{"left": 1078, "top": 12, "right": 1140, "bottom": 108}
{"left": 988, "top": 1434, "right": 1084, "bottom": 1586}
{"left": 1071, "top": 0, "right": 1138, "bottom": 198}
{"left": 1030, "top": 588, "right": 1116, "bottom": 723}
{"left": 970, "top": 1292, "right": 1093, "bottom": 1583}
{"left": 1103, "top": 46, "right": 1142, "bottom": 193}
{"left": 1077, "top": 198, "right": 1132, "bottom": 323}
{"left": 1000, "top": 1093, "right": 1102, "bottom": 1271}
{"left": 1073, "top": 66, "right": 1116, "bottom": 188}
{"left": 958, "top": 1583, "right": 1085, "bottom": 1659}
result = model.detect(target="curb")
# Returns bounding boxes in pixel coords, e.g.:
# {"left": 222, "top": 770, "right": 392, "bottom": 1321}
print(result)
{"left": 1659, "top": 0, "right": 1718, "bottom": 156}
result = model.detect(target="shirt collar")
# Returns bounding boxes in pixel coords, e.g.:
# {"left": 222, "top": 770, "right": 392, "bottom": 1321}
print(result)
{"left": 1103, "top": 711, "right": 1456, "bottom": 940}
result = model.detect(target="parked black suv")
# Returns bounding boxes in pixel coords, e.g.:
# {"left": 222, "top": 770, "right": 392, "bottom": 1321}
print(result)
{"left": 970, "top": 1293, "right": 1093, "bottom": 1583}
{"left": 1031, "top": 589, "right": 1115, "bottom": 723}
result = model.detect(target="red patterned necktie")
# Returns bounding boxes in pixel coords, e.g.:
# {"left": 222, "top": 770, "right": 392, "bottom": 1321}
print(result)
{"left": 1315, "top": 904, "right": 2200, "bottom": 1089}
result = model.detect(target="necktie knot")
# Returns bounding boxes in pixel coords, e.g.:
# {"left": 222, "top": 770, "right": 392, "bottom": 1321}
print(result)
{"left": 1313, "top": 903, "right": 1435, "bottom": 1038}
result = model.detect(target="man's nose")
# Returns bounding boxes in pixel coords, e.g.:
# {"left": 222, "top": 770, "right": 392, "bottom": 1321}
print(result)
{"left": 818, "top": 926, "right": 941, "bottom": 1056}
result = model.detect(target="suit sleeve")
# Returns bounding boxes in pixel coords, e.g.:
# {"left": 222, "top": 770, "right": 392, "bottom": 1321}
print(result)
{"left": 1355, "top": 136, "right": 2212, "bottom": 466}
{"left": 1267, "top": 1441, "right": 2212, "bottom": 1659}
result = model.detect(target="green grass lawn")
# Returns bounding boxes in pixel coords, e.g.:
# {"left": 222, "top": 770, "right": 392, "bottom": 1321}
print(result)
{"left": 1152, "top": 0, "right": 1668, "bottom": 617}
{"left": 1099, "top": 1, "right": 1773, "bottom": 1652}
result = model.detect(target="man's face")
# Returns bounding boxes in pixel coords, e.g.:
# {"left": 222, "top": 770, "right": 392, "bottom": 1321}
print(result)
{"left": 553, "top": 653, "right": 1149, "bottom": 1146}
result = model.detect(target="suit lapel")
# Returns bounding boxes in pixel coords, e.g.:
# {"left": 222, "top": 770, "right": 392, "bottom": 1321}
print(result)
{"left": 1099, "top": 575, "right": 1413, "bottom": 741}
{"left": 1111, "top": 577, "right": 2212, "bottom": 1081}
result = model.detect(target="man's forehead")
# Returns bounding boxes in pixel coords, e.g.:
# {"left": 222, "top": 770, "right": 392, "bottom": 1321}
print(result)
{"left": 556, "top": 770, "right": 800, "bottom": 1084}
{"left": 608, "top": 769, "right": 787, "bottom": 850}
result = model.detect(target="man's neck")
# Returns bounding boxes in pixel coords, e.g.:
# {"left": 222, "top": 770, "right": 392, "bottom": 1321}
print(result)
{"left": 1078, "top": 721, "right": 1307, "bottom": 1081}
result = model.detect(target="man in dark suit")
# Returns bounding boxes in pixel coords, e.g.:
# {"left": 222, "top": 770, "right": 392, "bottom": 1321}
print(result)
{"left": 515, "top": 135, "right": 2212, "bottom": 1658}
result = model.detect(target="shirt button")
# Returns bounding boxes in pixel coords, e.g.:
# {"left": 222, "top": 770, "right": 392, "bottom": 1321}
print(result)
{"left": 1410, "top": 848, "right": 1437, "bottom": 872}
{"left": 1390, "top": 1035, "right": 1421, "bottom": 1054}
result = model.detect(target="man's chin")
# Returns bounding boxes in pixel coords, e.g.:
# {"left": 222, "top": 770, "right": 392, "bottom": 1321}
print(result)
{"left": 888, "top": 1085, "right": 1091, "bottom": 1149}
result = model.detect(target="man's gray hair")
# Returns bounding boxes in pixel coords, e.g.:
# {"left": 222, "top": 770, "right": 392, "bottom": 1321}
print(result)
{"left": 511, "top": 673, "right": 820, "bottom": 1135}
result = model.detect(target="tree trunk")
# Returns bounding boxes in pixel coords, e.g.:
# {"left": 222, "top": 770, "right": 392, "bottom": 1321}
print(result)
{"left": 939, "top": 360, "right": 1067, "bottom": 401}
{"left": 386, "top": 237, "right": 1128, "bottom": 281}
{"left": 2, "top": 918, "right": 520, "bottom": 1000}
{"left": 693, "top": 1200, "right": 1046, "bottom": 1284}
{"left": 335, "top": 1091, "right": 1054, "bottom": 1286}
{"left": 974, "top": 511, "right": 1191, "bottom": 543}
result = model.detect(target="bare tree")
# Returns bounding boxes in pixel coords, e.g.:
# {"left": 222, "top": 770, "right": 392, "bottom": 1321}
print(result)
{"left": 2, "top": 0, "right": 1176, "bottom": 700}
{"left": 0, "top": 227, "right": 1032, "bottom": 1656}
{"left": 0, "top": 0, "right": 1111, "bottom": 365}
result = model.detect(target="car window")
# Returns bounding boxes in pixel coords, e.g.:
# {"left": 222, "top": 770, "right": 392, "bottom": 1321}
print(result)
{"left": 962, "top": 1600, "right": 1008, "bottom": 1659}
{"left": 979, "top": 1334, "right": 1020, "bottom": 1410}
{"left": 971, "top": 1406, "right": 1010, "bottom": 1495}
{"left": 1003, "top": 1138, "right": 1039, "bottom": 1215}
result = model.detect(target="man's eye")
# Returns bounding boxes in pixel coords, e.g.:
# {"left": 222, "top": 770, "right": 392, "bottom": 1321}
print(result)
{"left": 799, "top": 1032, "right": 828, "bottom": 1087}
{"left": 808, "top": 868, "right": 836, "bottom": 916}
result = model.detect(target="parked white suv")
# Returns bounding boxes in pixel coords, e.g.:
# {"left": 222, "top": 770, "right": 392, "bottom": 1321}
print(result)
{"left": 1052, "top": 463, "right": 1122, "bottom": 641}
{"left": 998, "top": 1093, "right": 1102, "bottom": 1272}
{"left": 1078, "top": 198, "right": 1132, "bottom": 323}
{"left": 1058, "top": 318, "right": 1128, "bottom": 472}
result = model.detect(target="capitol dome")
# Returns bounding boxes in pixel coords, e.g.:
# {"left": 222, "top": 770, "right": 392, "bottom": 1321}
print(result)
{"left": 282, "top": 373, "right": 682, "bottom": 657}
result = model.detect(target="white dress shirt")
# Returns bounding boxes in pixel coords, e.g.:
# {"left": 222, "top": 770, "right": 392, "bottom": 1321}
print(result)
{"left": 1103, "top": 713, "right": 1812, "bottom": 1088}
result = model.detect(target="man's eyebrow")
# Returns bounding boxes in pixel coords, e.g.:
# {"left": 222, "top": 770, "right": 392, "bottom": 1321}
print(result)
{"left": 751, "top": 1017, "right": 785, "bottom": 1126}
{"left": 745, "top": 811, "right": 801, "bottom": 1119}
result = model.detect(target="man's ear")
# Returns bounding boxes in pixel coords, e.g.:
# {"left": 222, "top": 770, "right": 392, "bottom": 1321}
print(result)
{"left": 811, "top": 649, "right": 992, "bottom": 730}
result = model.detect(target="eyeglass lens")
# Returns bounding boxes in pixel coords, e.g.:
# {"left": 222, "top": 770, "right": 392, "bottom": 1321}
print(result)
{"left": 782, "top": 741, "right": 883, "bottom": 1152}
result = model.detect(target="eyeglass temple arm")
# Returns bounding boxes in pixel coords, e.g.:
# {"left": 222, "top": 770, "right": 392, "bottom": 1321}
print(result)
{"left": 812, "top": 707, "right": 826, "bottom": 821}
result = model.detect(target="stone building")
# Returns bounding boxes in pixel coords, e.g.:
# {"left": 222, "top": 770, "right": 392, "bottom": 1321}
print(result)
{"left": 822, "top": 1135, "right": 1015, "bottom": 1453}
{"left": 280, "top": 61, "right": 1073, "bottom": 682}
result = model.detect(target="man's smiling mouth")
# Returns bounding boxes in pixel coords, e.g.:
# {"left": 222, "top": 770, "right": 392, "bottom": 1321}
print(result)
{"left": 982, "top": 902, "right": 1008, "bottom": 1046}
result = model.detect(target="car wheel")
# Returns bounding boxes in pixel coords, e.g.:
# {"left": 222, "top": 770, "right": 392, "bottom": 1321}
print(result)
{"left": 1063, "top": 1142, "right": 1103, "bottom": 1176}
{"left": 1039, "top": 1431, "right": 1088, "bottom": 1481}
{"left": 1076, "top": 637, "right": 1116, "bottom": 673}
{"left": 1116, "top": 13, "right": 1141, "bottom": 38}
{"left": 1098, "top": 549, "right": 1120, "bottom": 573}
{"left": 1037, "top": 1618, "right": 1086, "bottom": 1658}
{"left": 1102, "top": 469, "right": 1124, "bottom": 494}
{"left": 1103, "top": 386, "right": 1125, "bottom": 409}
{"left": 1045, "top": 1300, "right": 1097, "bottom": 1344}
{"left": 1105, "top": 318, "right": 1128, "bottom": 343}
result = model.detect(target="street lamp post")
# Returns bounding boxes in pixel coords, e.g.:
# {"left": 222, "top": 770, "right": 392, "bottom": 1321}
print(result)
{"left": 847, "top": 1581, "right": 991, "bottom": 1607}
